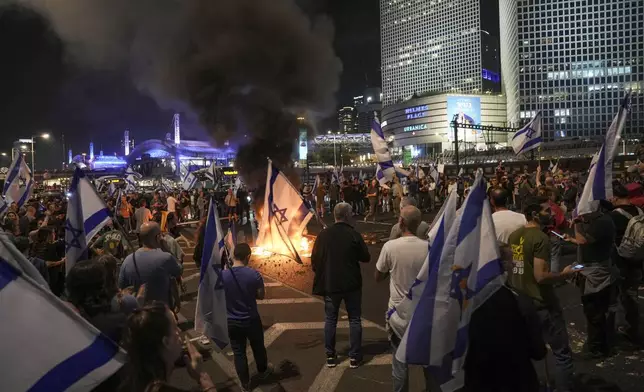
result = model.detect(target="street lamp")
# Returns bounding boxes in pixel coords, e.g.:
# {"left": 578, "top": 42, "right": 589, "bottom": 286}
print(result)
{"left": 30, "top": 133, "right": 50, "bottom": 173}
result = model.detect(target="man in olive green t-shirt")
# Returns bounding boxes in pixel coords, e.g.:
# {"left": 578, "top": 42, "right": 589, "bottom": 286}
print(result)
{"left": 507, "top": 202, "right": 577, "bottom": 392}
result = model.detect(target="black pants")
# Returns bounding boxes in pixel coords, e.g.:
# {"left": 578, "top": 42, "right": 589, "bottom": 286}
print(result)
{"left": 330, "top": 199, "right": 338, "bottom": 213}
{"left": 581, "top": 285, "right": 617, "bottom": 354}
{"left": 228, "top": 318, "right": 268, "bottom": 385}
{"left": 617, "top": 266, "right": 641, "bottom": 341}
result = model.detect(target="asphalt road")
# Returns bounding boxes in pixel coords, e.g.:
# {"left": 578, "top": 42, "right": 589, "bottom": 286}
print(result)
{"left": 170, "top": 210, "right": 644, "bottom": 392}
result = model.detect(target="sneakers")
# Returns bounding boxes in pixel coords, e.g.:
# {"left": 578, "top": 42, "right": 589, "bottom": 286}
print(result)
{"left": 258, "top": 363, "right": 274, "bottom": 380}
{"left": 326, "top": 355, "right": 337, "bottom": 368}
{"left": 349, "top": 358, "right": 361, "bottom": 369}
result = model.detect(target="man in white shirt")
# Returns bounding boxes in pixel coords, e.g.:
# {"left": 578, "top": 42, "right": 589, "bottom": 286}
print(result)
{"left": 166, "top": 193, "right": 177, "bottom": 213}
{"left": 375, "top": 205, "right": 431, "bottom": 392}
{"left": 165, "top": 193, "right": 178, "bottom": 236}
{"left": 490, "top": 188, "right": 527, "bottom": 243}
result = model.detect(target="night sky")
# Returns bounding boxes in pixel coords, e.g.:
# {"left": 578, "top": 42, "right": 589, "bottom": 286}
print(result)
{"left": 0, "top": 1, "right": 376, "bottom": 169}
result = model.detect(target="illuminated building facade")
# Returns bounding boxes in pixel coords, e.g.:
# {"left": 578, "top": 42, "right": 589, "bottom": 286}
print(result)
{"left": 380, "top": 0, "right": 501, "bottom": 106}
{"left": 499, "top": 0, "right": 644, "bottom": 140}
{"left": 382, "top": 93, "right": 507, "bottom": 163}
{"left": 338, "top": 107, "right": 356, "bottom": 133}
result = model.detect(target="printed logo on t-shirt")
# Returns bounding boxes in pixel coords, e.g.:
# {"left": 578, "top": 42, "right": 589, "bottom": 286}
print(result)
{"left": 511, "top": 236, "right": 525, "bottom": 275}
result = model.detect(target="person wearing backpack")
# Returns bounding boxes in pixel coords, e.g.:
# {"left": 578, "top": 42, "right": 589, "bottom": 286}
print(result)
{"left": 609, "top": 181, "right": 644, "bottom": 346}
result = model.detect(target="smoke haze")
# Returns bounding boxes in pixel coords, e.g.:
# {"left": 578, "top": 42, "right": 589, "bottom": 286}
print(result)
{"left": 10, "top": 0, "right": 341, "bottom": 183}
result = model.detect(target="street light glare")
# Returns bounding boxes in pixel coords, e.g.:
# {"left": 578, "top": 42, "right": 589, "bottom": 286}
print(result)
{"left": 42, "top": 133, "right": 50, "bottom": 139}
{"left": 1, "top": 152, "right": 6, "bottom": 156}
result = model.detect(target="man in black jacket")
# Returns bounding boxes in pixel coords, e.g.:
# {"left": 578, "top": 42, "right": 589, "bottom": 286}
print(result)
{"left": 311, "top": 202, "right": 370, "bottom": 369}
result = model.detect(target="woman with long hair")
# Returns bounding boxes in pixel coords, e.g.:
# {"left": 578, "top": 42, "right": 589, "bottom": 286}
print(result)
{"left": 120, "top": 302, "right": 216, "bottom": 392}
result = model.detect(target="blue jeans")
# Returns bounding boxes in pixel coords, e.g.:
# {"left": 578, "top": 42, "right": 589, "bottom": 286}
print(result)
{"left": 324, "top": 290, "right": 362, "bottom": 360}
{"left": 228, "top": 318, "right": 268, "bottom": 385}
{"left": 537, "top": 305, "right": 574, "bottom": 392}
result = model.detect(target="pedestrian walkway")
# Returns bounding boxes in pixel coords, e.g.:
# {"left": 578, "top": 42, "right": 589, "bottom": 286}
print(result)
{"left": 170, "top": 238, "right": 428, "bottom": 392}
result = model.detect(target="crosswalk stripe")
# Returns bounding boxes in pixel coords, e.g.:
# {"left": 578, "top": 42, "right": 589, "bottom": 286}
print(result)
{"left": 257, "top": 298, "right": 319, "bottom": 305}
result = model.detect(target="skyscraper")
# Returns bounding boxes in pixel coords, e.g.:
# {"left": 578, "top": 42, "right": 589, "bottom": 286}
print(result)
{"left": 500, "top": 0, "right": 643, "bottom": 140}
{"left": 338, "top": 107, "right": 356, "bottom": 133}
{"left": 380, "top": 0, "right": 501, "bottom": 106}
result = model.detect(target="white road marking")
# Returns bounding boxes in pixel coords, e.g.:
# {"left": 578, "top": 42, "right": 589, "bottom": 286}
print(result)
{"left": 257, "top": 298, "right": 319, "bottom": 305}
{"left": 183, "top": 272, "right": 200, "bottom": 282}
{"left": 308, "top": 354, "right": 392, "bottom": 392}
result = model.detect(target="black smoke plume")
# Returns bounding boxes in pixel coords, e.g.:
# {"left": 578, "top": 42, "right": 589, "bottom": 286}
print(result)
{"left": 11, "top": 0, "right": 342, "bottom": 185}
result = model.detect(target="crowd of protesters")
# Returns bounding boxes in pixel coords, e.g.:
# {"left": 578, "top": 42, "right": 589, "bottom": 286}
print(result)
{"left": 3, "top": 160, "right": 644, "bottom": 391}
{"left": 309, "top": 161, "right": 644, "bottom": 392}
{"left": 0, "top": 176, "right": 270, "bottom": 391}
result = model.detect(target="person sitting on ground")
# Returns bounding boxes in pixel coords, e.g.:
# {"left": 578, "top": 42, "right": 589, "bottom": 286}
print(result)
{"left": 223, "top": 243, "right": 272, "bottom": 391}
{"left": 118, "top": 222, "right": 182, "bottom": 307}
{"left": 388, "top": 197, "right": 430, "bottom": 240}
{"left": 120, "top": 302, "right": 217, "bottom": 392}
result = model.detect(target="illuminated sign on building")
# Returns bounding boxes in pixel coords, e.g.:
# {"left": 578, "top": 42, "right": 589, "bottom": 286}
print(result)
{"left": 407, "top": 112, "right": 427, "bottom": 120}
{"left": 223, "top": 170, "right": 238, "bottom": 176}
{"left": 298, "top": 129, "right": 308, "bottom": 162}
{"left": 405, "top": 105, "right": 428, "bottom": 120}
{"left": 403, "top": 124, "right": 428, "bottom": 132}
{"left": 405, "top": 105, "right": 428, "bottom": 114}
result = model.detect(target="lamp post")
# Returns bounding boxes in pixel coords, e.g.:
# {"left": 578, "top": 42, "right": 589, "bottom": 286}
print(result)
{"left": 30, "top": 133, "right": 50, "bottom": 173}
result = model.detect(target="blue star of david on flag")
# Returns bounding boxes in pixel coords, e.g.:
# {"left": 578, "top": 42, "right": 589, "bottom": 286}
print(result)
{"left": 18, "top": 176, "right": 27, "bottom": 187}
{"left": 525, "top": 127, "right": 535, "bottom": 139}
{"left": 272, "top": 203, "right": 288, "bottom": 223}
{"left": 65, "top": 219, "right": 84, "bottom": 252}
{"left": 449, "top": 265, "right": 475, "bottom": 316}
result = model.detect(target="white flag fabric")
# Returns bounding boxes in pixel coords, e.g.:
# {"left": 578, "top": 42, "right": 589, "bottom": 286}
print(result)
{"left": 194, "top": 198, "right": 229, "bottom": 350}
{"left": 511, "top": 112, "right": 543, "bottom": 155}
{"left": 576, "top": 93, "right": 631, "bottom": 216}
{"left": 65, "top": 168, "right": 111, "bottom": 275}
{"left": 123, "top": 166, "right": 140, "bottom": 193}
{"left": 457, "top": 168, "right": 464, "bottom": 177}
{"left": 107, "top": 182, "right": 117, "bottom": 198}
{"left": 0, "top": 233, "right": 126, "bottom": 392}
{"left": 396, "top": 171, "right": 505, "bottom": 391}
{"left": 3, "top": 154, "right": 33, "bottom": 207}
{"left": 205, "top": 161, "right": 217, "bottom": 182}
{"left": 312, "top": 175, "right": 320, "bottom": 195}
{"left": 182, "top": 171, "right": 198, "bottom": 191}
{"left": 370, "top": 115, "right": 397, "bottom": 183}
{"left": 0, "top": 198, "right": 7, "bottom": 218}
{"left": 387, "top": 190, "right": 458, "bottom": 339}
{"left": 257, "top": 160, "right": 313, "bottom": 260}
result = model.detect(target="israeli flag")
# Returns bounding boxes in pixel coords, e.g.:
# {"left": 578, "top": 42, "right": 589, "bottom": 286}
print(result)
{"left": 0, "top": 198, "right": 7, "bottom": 218}
{"left": 107, "top": 182, "right": 117, "bottom": 198}
{"left": 182, "top": 171, "right": 198, "bottom": 191}
{"left": 511, "top": 112, "right": 543, "bottom": 155}
{"left": 205, "top": 161, "right": 217, "bottom": 182}
{"left": 65, "top": 168, "right": 111, "bottom": 275}
{"left": 576, "top": 93, "right": 632, "bottom": 216}
{"left": 195, "top": 198, "right": 229, "bottom": 350}
{"left": 0, "top": 232, "right": 126, "bottom": 391}
{"left": 124, "top": 166, "right": 142, "bottom": 179}
{"left": 396, "top": 171, "right": 505, "bottom": 391}
{"left": 457, "top": 168, "right": 464, "bottom": 178}
{"left": 257, "top": 160, "right": 313, "bottom": 261}
{"left": 387, "top": 190, "right": 458, "bottom": 339}
{"left": 371, "top": 115, "right": 397, "bottom": 179}
{"left": 3, "top": 154, "right": 33, "bottom": 207}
